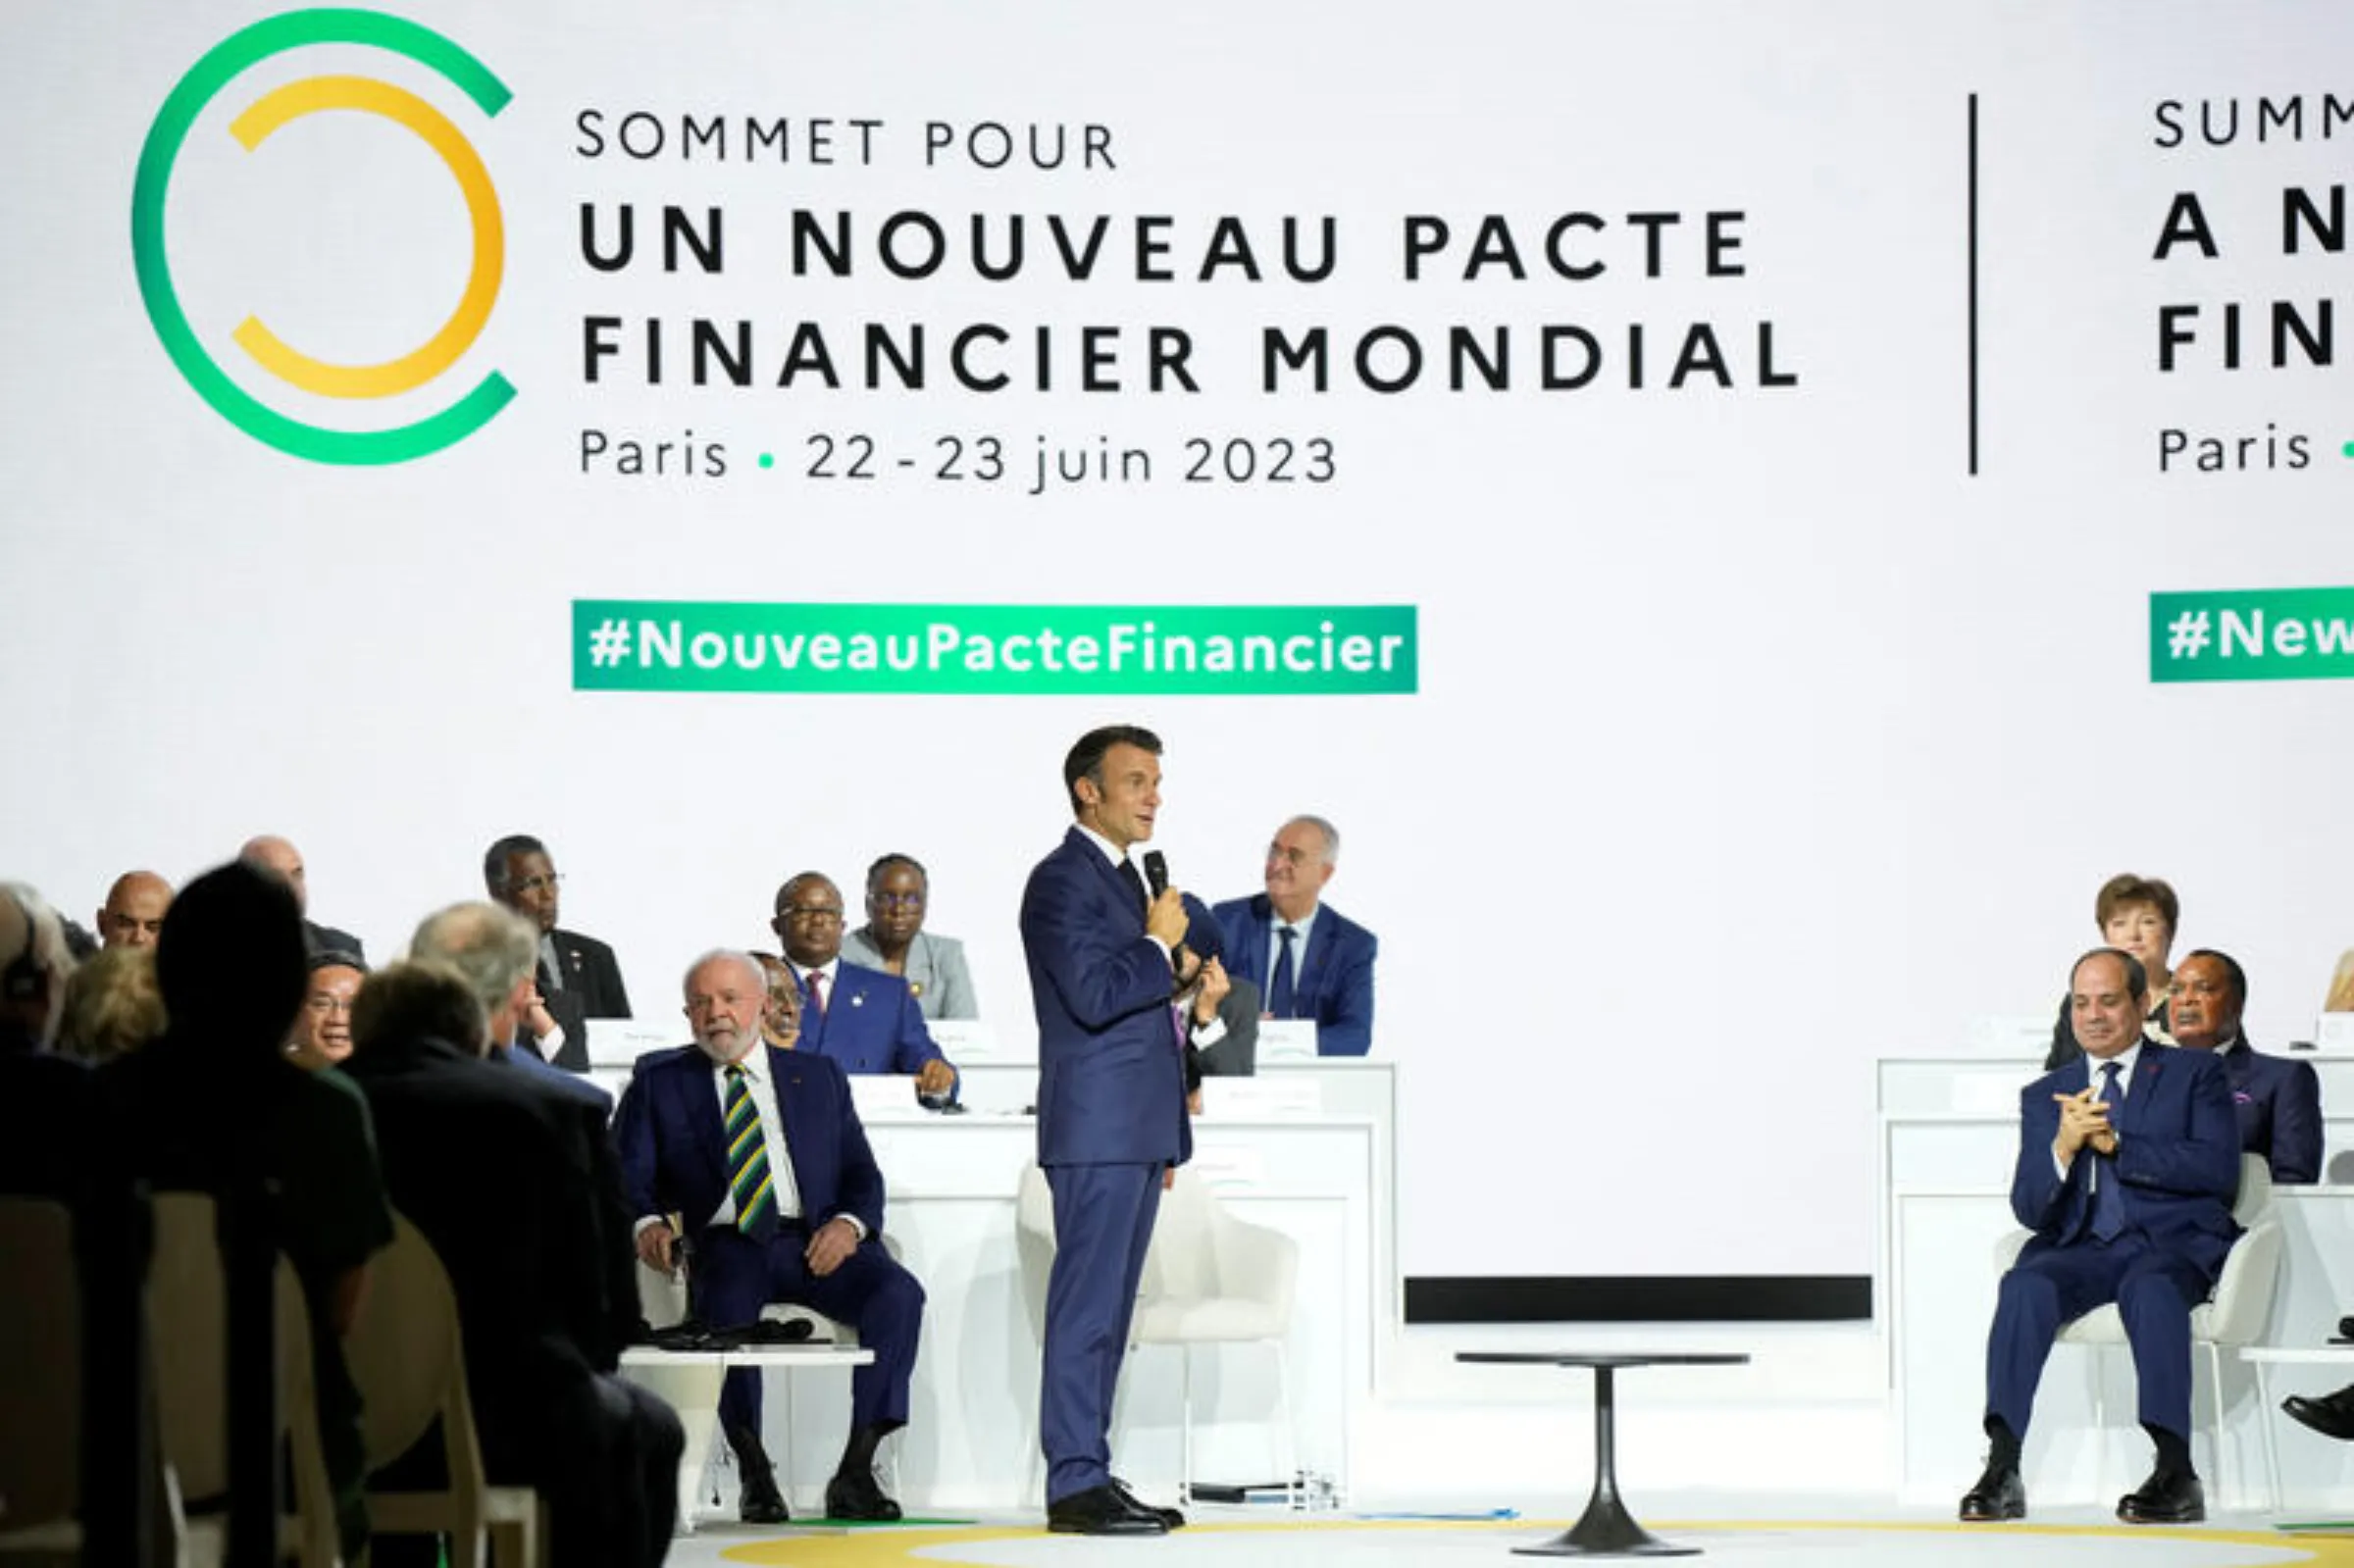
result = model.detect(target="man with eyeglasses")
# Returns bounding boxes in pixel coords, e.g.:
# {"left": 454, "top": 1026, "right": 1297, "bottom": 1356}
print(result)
{"left": 1212, "top": 815, "right": 1377, "bottom": 1056}
{"left": 484, "top": 833, "right": 633, "bottom": 1071}
{"left": 840, "top": 854, "right": 980, "bottom": 1022}
{"left": 770, "top": 872, "right": 957, "bottom": 1099}
{"left": 284, "top": 948, "right": 365, "bottom": 1072}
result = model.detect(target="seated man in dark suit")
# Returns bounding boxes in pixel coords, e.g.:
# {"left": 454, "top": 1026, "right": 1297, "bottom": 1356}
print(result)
{"left": 345, "top": 917, "right": 679, "bottom": 1568}
{"left": 484, "top": 834, "right": 632, "bottom": 1072}
{"left": 1961, "top": 947, "right": 2241, "bottom": 1526}
{"left": 410, "top": 902, "right": 612, "bottom": 1117}
{"left": 1183, "top": 959, "right": 1259, "bottom": 1099}
{"left": 770, "top": 872, "right": 957, "bottom": 1098}
{"left": 239, "top": 834, "right": 367, "bottom": 960}
{"left": 613, "top": 949, "right": 925, "bottom": 1524}
{"left": 1212, "top": 815, "right": 1377, "bottom": 1056}
{"left": 2170, "top": 949, "right": 2320, "bottom": 1184}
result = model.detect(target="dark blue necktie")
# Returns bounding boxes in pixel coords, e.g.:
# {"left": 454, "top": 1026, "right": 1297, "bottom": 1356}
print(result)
{"left": 2090, "top": 1061, "right": 2127, "bottom": 1241}
{"left": 1270, "top": 926, "right": 1300, "bottom": 1018}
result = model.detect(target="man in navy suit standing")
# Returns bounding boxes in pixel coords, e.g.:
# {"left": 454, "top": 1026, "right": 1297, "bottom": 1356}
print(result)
{"left": 1961, "top": 947, "right": 2241, "bottom": 1526}
{"left": 1213, "top": 815, "right": 1376, "bottom": 1056}
{"left": 611, "top": 949, "right": 924, "bottom": 1524}
{"left": 1020, "top": 724, "right": 1223, "bottom": 1536}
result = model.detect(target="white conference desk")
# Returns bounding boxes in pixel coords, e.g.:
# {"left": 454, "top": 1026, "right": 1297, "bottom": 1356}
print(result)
{"left": 586, "top": 1031, "right": 1394, "bottom": 1507}
{"left": 1882, "top": 1051, "right": 2354, "bottom": 1509}
{"left": 664, "top": 1108, "right": 1378, "bottom": 1512}
{"left": 588, "top": 1040, "right": 1401, "bottom": 1327}
{"left": 953, "top": 1054, "right": 1401, "bottom": 1326}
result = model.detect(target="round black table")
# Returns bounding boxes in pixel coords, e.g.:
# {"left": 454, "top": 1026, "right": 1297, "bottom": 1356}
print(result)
{"left": 1456, "top": 1352, "right": 1751, "bottom": 1557}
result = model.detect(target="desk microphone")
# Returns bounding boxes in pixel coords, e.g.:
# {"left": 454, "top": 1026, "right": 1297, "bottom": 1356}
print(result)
{"left": 1143, "top": 851, "right": 1169, "bottom": 900}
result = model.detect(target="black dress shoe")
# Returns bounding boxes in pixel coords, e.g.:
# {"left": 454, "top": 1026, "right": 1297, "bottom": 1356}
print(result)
{"left": 2118, "top": 1467, "right": 2204, "bottom": 1525}
{"left": 826, "top": 1469, "right": 904, "bottom": 1522}
{"left": 1111, "top": 1477, "right": 1186, "bottom": 1529}
{"left": 738, "top": 1466, "right": 791, "bottom": 1525}
{"left": 2285, "top": 1387, "right": 2354, "bottom": 1442}
{"left": 1958, "top": 1460, "right": 2024, "bottom": 1522}
{"left": 1048, "top": 1483, "right": 1168, "bottom": 1536}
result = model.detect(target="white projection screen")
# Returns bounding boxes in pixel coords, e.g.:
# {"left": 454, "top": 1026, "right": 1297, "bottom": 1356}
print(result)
{"left": 9, "top": 1, "right": 2353, "bottom": 1315}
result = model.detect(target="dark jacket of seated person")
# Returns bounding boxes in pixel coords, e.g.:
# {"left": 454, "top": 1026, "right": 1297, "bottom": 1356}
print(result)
{"left": 98, "top": 863, "right": 394, "bottom": 1564}
{"left": 344, "top": 959, "right": 676, "bottom": 1568}
{"left": 2165, "top": 948, "right": 2321, "bottom": 1185}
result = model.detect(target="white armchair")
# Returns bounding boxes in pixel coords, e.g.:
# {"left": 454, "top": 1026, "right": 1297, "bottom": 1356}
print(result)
{"left": 1991, "top": 1152, "right": 2283, "bottom": 1506}
{"left": 1131, "top": 1166, "right": 1303, "bottom": 1506}
{"left": 1014, "top": 1163, "right": 1301, "bottom": 1505}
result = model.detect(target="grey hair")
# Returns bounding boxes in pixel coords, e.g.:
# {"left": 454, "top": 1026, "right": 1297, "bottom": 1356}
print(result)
{"left": 1285, "top": 815, "right": 1341, "bottom": 865}
{"left": 407, "top": 901, "right": 537, "bottom": 1019}
{"left": 0, "top": 882, "right": 73, "bottom": 983}
{"left": 683, "top": 947, "right": 768, "bottom": 997}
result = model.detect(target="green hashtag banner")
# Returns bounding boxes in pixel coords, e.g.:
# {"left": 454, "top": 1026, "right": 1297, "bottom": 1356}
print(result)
{"left": 2150, "top": 587, "right": 2354, "bottom": 683}
{"left": 572, "top": 600, "right": 1418, "bottom": 695}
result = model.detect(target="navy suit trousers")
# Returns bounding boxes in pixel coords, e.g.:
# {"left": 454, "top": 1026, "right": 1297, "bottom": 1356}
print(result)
{"left": 1042, "top": 1161, "right": 1162, "bottom": 1502}
{"left": 1985, "top": 1231, "right": 2210, "bottom": 1443}
{"left": 694, "top": 1222, "right": 925, "bottom": 1438}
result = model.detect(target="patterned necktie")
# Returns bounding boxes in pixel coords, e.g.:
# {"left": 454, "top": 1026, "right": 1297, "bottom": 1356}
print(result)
{"left": 1117, "top": 858, "right": 1150, "bottom": 919}
{"left": 725, "top": 1065, "right": 779, "bottom": 1240}
{"left": 804, "top": 969, "right": 828, "bottom": 1019}
{"left": 2090, "top": 1062, "right": 2126, "bottom": 1241}
{"left": 1270, "top": 926, "right": 1300, "bottom": 1018}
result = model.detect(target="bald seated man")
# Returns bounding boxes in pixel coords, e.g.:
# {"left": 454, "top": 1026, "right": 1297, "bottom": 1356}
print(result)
{"left": 96, "top": 871, "right": 172, "bottom": 950}
{"left": 240, "top": 835, "right": 366, "bottom": 961}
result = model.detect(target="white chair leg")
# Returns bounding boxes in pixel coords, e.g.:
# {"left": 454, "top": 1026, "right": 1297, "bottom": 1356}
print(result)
{"left": 2254, "top": 1359, "right": 2282, "bottom": 1514}
{"left": 2088, "top": 1346, "right": 2109, "bottom": 1503}
{"left": 1178, "top": 1345, "right": 1195, "bottom": 1506}
{"left": 2203, "top": 1343, "right": 2226, "bottom": 1510}
{"left": 778, "top": 1367, "right": 795, "bottom": 1513}
{"left": 1273, "top": 1340, "right": 1299, "bottom": 1510}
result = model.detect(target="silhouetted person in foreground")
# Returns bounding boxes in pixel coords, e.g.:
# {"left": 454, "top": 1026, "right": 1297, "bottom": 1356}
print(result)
{"left": 100, "top": 861, "right": 393, "bottom": 1561}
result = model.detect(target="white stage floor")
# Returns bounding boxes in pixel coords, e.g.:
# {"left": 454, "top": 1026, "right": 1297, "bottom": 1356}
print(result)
{"left": 654, "top": 1494, "right": 2354, "bottom": 1567}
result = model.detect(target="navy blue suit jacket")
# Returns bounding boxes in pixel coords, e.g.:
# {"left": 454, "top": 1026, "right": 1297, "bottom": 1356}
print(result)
{"left": 2218, "top": 1037, "right": 2322, "bottom": 1185}
{"left": 799, "top": 961, "right": 948, "bottom": 1081}
{"left": 1211, "top": 893, "right": 1377, "bottom": 1056}
{"left": 1021, "top": 827, "right": 1221, "bottom": 1167}
{"left": 611, "top": 1044, "right": 885, "bottom": 1239}
{"left": 493, "top": 1041, "right": 614, "bottom": 1118}
{"left": 2011, "top": 1044, "right": 2241, "bottom": 1285}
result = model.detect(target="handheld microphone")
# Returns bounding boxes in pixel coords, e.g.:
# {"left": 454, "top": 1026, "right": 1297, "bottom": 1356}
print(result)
{"left": 1143, "top": 851, "right": 1169, "bottom": 900}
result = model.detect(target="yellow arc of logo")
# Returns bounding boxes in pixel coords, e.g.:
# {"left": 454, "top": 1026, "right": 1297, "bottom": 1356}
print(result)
{"left": 227, "top": 75, "right": 502, "bottom": 400}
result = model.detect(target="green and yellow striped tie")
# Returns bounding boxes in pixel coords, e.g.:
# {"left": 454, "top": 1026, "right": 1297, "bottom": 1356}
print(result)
{"left": 724, "top": 1064, "right": 779, "bottom": 1239}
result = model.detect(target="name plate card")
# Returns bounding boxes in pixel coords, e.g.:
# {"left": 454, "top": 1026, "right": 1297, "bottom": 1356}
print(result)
{"left": 927, "top": 1020, "right": 1000, "bottom": 1060}
{"left": 1257, "top": 1019, "right": 1320, "bottom": 1061}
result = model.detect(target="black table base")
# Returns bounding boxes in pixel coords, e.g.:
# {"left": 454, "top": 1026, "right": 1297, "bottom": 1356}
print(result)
{"left": 1458, "top": 1351, "right": 1750, "bottom": 1558}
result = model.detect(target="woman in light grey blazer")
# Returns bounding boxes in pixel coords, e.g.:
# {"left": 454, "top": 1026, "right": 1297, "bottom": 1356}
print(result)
{"left": 839, "top": 853, "right": 979, "bottom": 1021}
